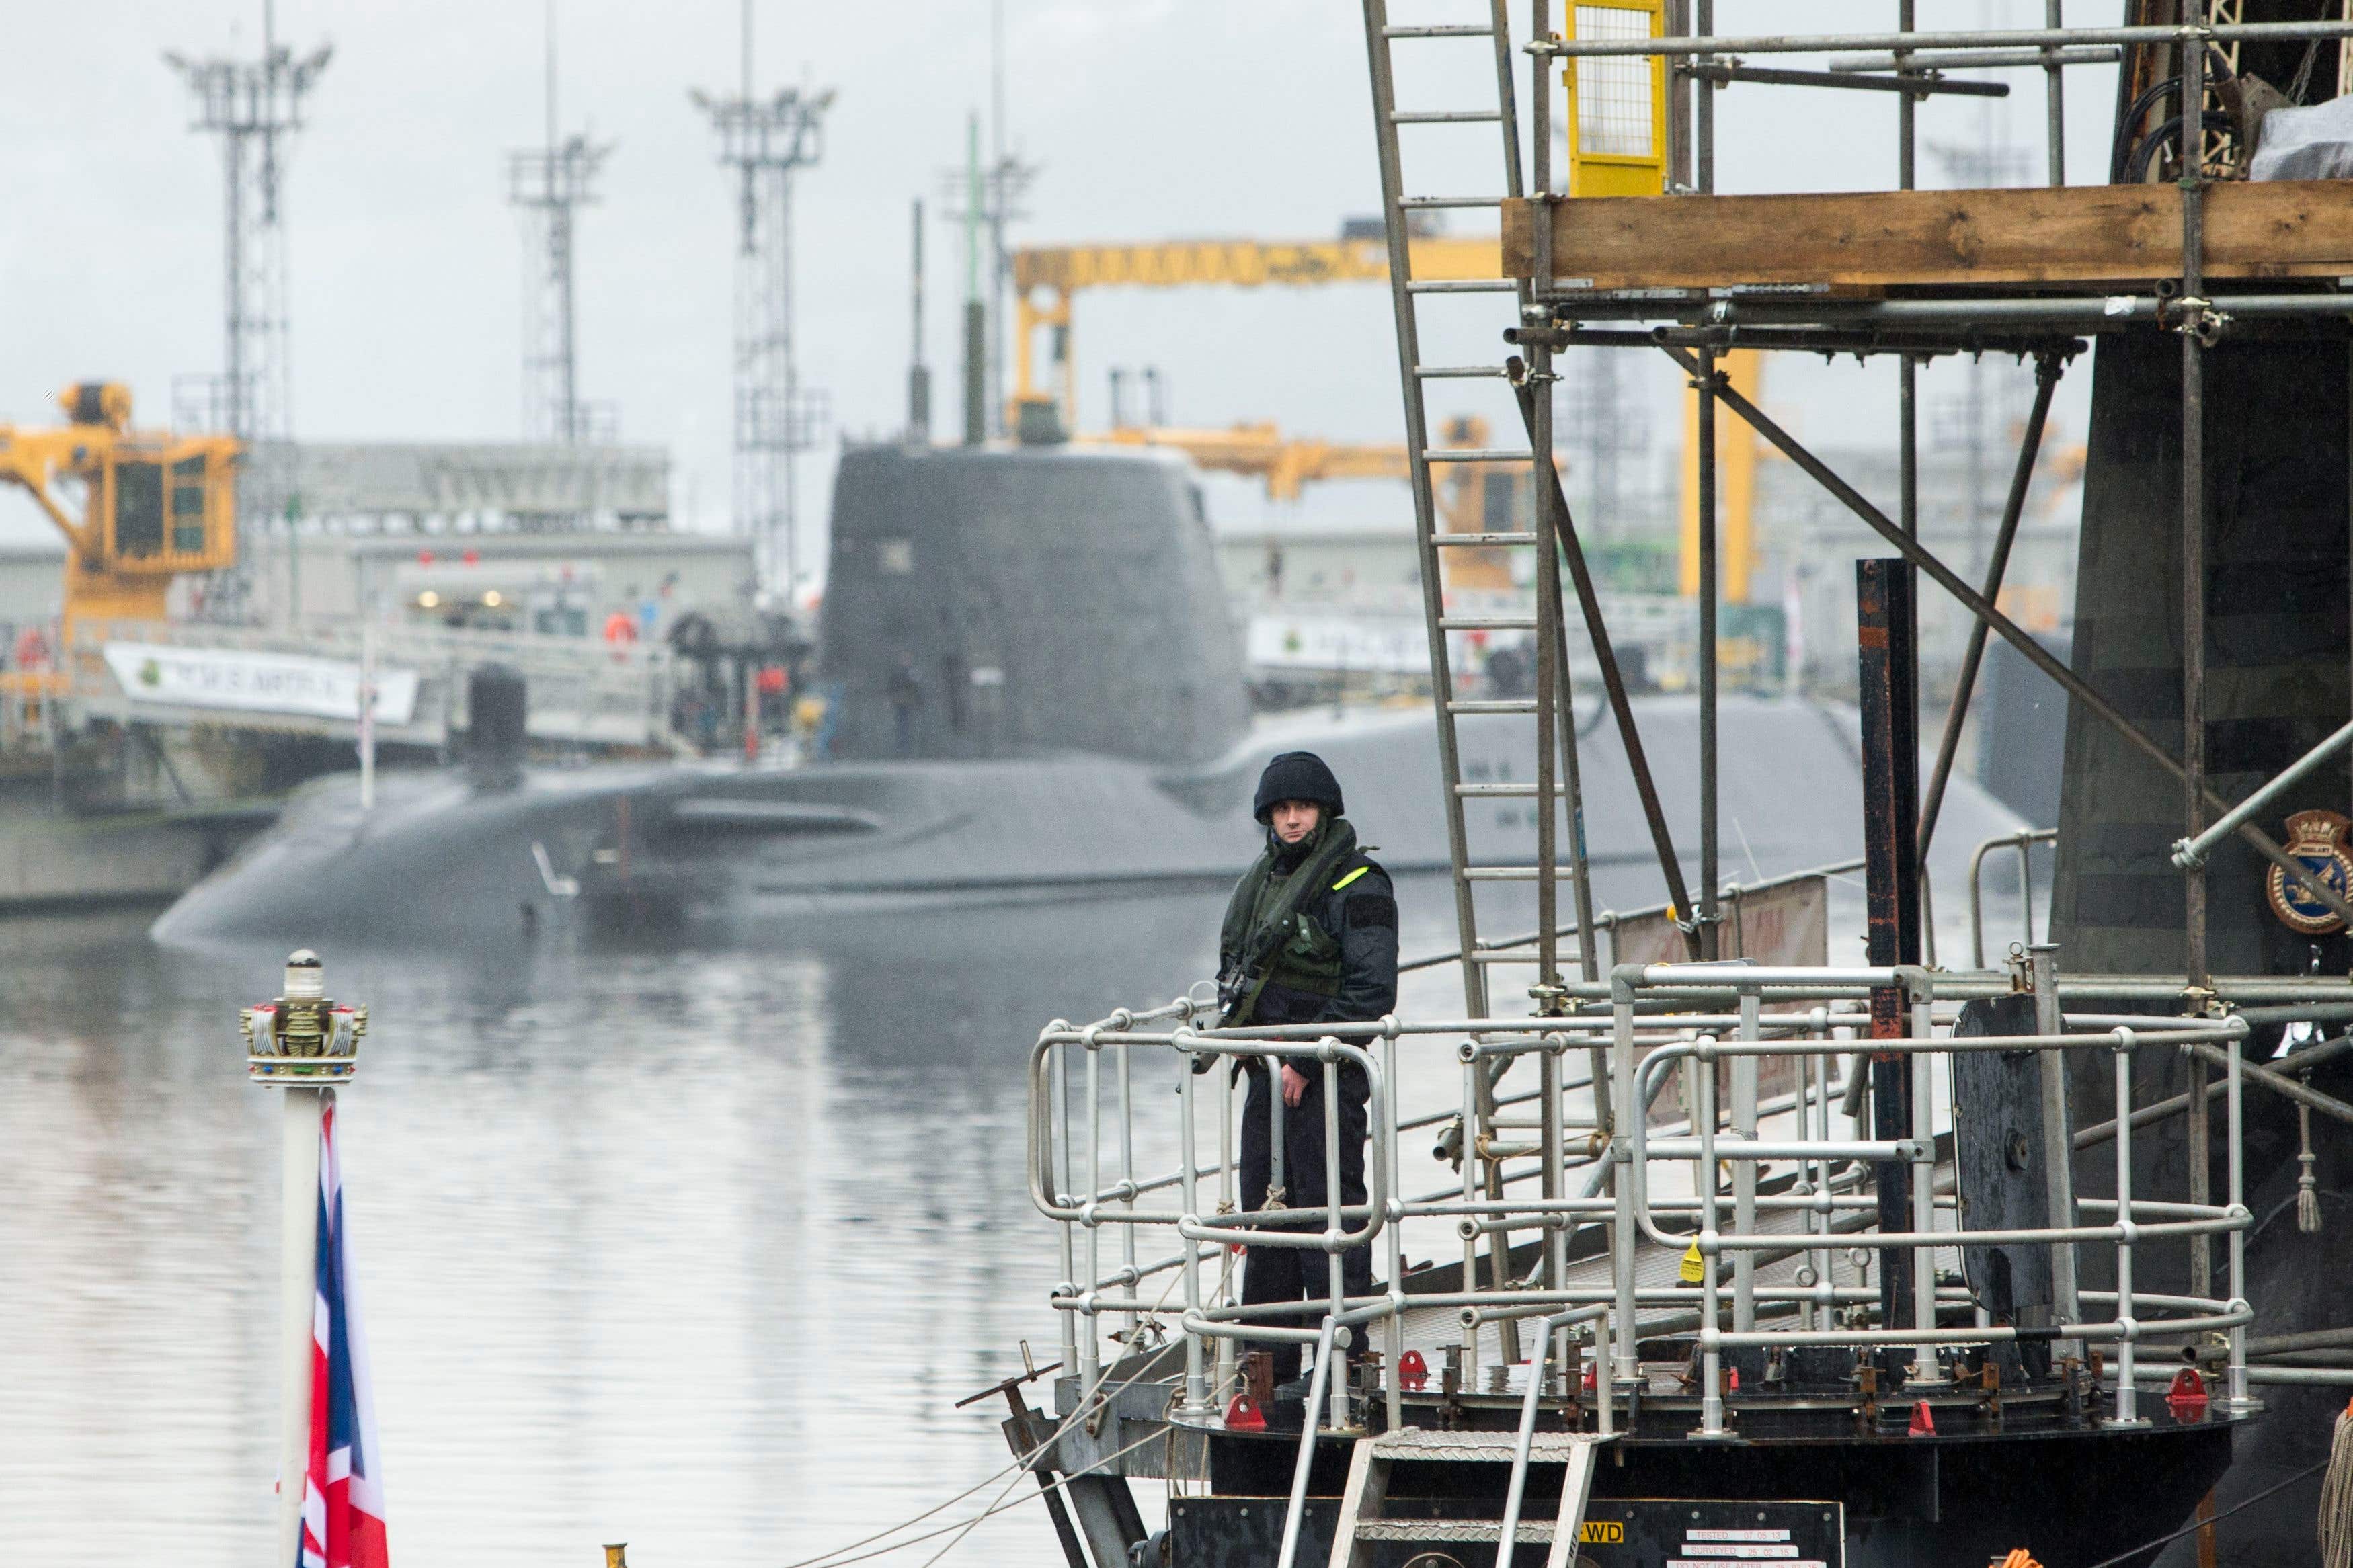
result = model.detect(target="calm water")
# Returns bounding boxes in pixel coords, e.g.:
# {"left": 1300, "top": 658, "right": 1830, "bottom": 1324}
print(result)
{"left": 0, "top": 852, "right": 2032, "bottom": 1567}
{"left": 0, "top": 882, "right": 1480, "bottom": 1568}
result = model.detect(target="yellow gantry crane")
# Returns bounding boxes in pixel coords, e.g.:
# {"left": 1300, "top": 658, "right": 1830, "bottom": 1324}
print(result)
{"left": 0, "top": 383, "right": 240, "bottom": 677}
{"left": 1010, "top": 232, "right": 1498, "bottom": 431}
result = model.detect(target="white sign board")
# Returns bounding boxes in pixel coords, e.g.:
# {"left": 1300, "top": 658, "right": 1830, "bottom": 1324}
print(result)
{"left": 1247, "top": 614, "right": 1431, "bottom": 673}
{"left": 104, "top": 642, "right": 420, "bottom": 727}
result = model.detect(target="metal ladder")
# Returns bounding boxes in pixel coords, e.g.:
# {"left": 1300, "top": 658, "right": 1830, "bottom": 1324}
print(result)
{"left": 1360, "top": 0, "right": 1596, "bottom": 1012}
{"left": 1328, "top": 1429, "right": 1605, "bottom": 1568}
{"left": 1360, "top": 0, "right": 1597, "bottom": 1356}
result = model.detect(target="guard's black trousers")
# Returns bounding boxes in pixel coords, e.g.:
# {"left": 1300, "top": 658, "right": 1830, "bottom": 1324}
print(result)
{"left": 1237, "top": 1061, "right": 1375, "bottom": 1386}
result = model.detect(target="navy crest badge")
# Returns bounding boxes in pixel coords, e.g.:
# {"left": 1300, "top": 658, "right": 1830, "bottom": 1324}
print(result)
{"left": 2266, "top": 809, "right": 2353, "bottom": 936}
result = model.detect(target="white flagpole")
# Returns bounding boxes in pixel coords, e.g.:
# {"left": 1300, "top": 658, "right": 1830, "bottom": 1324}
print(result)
{"left": 277, "top": 1085, "right": 325, "bottom": 1567}
{"left": 246, "top": 950, "right": 366, "bottom": 1568}
{"left": 359, "top": 617, "right": 378, "bottom": 813}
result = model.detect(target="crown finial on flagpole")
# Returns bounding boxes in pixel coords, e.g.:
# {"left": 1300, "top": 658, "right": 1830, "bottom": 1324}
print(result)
{"left": 243, "top": 948, "right": 368, "bottom": 1084}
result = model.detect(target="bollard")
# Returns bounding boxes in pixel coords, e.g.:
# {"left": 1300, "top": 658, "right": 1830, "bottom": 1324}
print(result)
{"left": 243, "top": 949, "right": 366, "bottom": 1568}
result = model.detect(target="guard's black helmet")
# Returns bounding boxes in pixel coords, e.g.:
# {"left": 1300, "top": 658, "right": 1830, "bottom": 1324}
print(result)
{"left": 1252, "top": 751, "right": 1345, "bottom": 823}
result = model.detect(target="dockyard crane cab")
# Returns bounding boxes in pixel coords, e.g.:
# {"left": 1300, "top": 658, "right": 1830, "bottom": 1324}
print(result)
{"left": 0, "top": 381, "right": 241, "bottom": 655}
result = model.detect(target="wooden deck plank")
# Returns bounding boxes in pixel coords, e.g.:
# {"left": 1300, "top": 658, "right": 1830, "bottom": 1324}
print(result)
{"left": 1501, "top": 181, "right": 2353, "bottom": 291}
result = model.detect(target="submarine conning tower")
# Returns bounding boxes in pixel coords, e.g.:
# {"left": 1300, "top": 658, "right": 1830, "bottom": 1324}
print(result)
{"left": 817, "top": 443, "right": 1252, "bottom": 764}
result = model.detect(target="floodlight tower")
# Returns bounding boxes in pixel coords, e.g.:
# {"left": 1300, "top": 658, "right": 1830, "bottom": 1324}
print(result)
{"left": 510, "top": 8, "right": 613, "bottom": 446}
{"left": 693, "top": 4, "right": 833, "bottom": 595}
{"left": 164, "top": 5, "right": 329, "bottom": 616}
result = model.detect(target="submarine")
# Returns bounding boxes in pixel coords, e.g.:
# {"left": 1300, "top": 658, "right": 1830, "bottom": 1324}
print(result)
{"left": 151, "top": 439, "right": 2029, "bottom": 950}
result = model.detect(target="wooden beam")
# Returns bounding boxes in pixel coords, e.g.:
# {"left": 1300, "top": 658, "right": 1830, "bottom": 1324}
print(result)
{"left": 1503, "top": 180, "right": 2353, "bottom": 291}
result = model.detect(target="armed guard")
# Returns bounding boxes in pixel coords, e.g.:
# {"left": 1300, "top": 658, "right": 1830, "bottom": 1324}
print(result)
{"left": 1213, "top": 751, "right": 1398, "bottom": 1389}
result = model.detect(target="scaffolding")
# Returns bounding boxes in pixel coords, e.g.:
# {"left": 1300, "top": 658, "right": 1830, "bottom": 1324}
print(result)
{"left": 1014, "top": 9, "right": 2353, "bottom": 1565}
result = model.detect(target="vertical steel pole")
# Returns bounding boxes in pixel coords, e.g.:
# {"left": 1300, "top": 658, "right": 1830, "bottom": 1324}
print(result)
{"left": 1856, "top": 560, "right": 1922, "bottom": 1375}
{"left": 1462, "top": 1052, "right": 1483, "bottom": 1373}
{"left": 1696, "top": 1037, "right": 1725, "bottom": 1436}
{"left": 1910, "top": 983, "right": 1937, "bottom": 1344}
{"left": 1384, "top": 1030, "right": 1404, "bottom": 1431}
{"left": 2112, "top": 1030, "right": 2144, "bottom": 1426}
{"left": 1084, "top": 1040, "right": 1102, "bottom": 1386}
{"left": 1667, "top": 0, "right": 1693, "bottom": 188}
{"left": 275, "top": 1086, "right": 324, "bottom": 1567}
{"left": 1178, "top": 1053, "right": 1210, "bottom": 1415}
{"left": 2043, "top": 0, "right": 2066, "bottom": 187}
{"left": 1323, "top": 1050, "right": 1349, "bottom": 1433}
{"left": 1897, "top": 0, "right": 1919, "bottom": 764}
{"left": 2182, "top": 37, "right": 2210, "bottom": 993}
{"left": 1055, "top": 1042, "right": 1080, "bottom": 1378}
{"left": 1731, "top": 991, "right": 1759, "bottom": 1333}
{"left": 1215, "top": 1058, "right": 1236, "bottom": 1401}
{"left": 1118, "top": 1041, "right": 1138, "bottom": 1343}
{"left": 2225, "top": 1030, "right": 2255, "bottom": 1411}
{"left": 2180, "top": 34, "right": 2215, "bottom": 1311}
{"left": 1697, "top": 345, "right": 1721, "bottom": 960}
{"left": 1610, "top": 975, "right": 1640, "bottom": 1386}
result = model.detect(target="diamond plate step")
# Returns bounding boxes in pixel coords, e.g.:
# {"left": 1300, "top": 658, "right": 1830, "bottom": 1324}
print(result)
{"left": 1357, "top": 1520, "right": 1555, "bottom": 1543}
{"left": 1370, "top": 1428, "right": 1602, "bottom": 1461}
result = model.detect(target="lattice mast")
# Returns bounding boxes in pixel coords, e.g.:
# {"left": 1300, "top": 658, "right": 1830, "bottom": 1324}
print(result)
{"left": 508, "top": 2, "right": 612, "bottom": 449}
{"left": 164, "top": 2, "right": 330, "bottom": 616}
{"left": 693, "top": 1, "right": 832, "bottom": 594}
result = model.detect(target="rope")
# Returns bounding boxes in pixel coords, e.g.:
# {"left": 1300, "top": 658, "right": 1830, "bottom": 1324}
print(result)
{"left": 2083, "top": 1456, "right": 2329, "bottom": 1568}
{"left": 2323, "top": 1399, "right": 2353, "bottom": 1568}
{"left": 774, "top": 1260, "right": 1194, "bottom": 1568}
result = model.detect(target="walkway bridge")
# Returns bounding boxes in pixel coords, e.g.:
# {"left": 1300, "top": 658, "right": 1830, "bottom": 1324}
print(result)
{"left": 35, "top": 618, "right": 684, "bottom": 755}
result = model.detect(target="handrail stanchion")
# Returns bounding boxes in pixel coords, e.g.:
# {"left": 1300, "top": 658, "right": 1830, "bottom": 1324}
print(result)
{"left": 1322, "top": 1038, "right": 1351, "bottom": 1434}
{"left": 1177, "top": 1032, "right": 1213, "bottom": 1416}
{"left": 1384, "top": 1023, "right": 1406, "bottom": 1432}
{"left": 1084, "top": 1030, "right": 1104, "bottom": 1389}
{"left": 1462, "top": 1047, "right": 1483, "bottom": 1374}
{"left": 1274, "top": 1318, "right": 1341, "bottom": 1568}
{"left": 1731, "top": 991, "right": 1761, "bottom": 1334}
{"left": 1909, "top": 975, "right": 1938, "bottom": 1349}
{"left": 1696, "top": 1034, "right": 1727, "bottom": 1436}
{"left": 1215, "top": 1047, "right": 1238, "bottom": 1403}
{"left": 2225, "top": 1026, "right": 2258, "bottom": 1411}
{"left": 1119, "top": 1036, "right": 1138, "bottom": 1345}
{"left": 1052, "top": 1033, "right": 1080, "bottom": 1380}
{"left": 1609, "top": 968, "right": 1642, "bottom": 1388}
{"left": 2111, "top": 1027, "right": 2145, "bottom": 1426}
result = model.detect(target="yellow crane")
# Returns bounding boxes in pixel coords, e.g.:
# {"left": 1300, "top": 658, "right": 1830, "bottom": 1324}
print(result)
{"left": 1010, "top": 233, "right": 1497, "bottom": 431}
{"left": 0, "top": 383, "right": 240, "bottom": 682}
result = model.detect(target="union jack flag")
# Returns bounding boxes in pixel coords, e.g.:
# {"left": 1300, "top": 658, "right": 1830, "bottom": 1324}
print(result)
{"left": 303, "top": 1094, "right": 391, "bottom": 1568}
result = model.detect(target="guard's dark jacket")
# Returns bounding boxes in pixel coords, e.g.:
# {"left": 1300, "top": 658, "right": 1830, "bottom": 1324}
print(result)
{"left": 1214, "top": 817, "right": 1398, "bottom": 1028}
{"left": 1214, "top": 815, "right": 1398, "bottom": 1385}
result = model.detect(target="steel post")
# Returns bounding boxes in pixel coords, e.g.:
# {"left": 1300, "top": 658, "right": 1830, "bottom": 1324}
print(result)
{"left": 1611, "top": 973, "right": 1642, "bottom": 1385}
{"left": 2182, "top": 37, "right": 2210, "bottom": 990}
{"left": 1177, "top": 1053, "right": 1211, "bottom": 1415}
{"left": 1696, "top": 1035, "right": 1726, "bottom": 1436}
{"left": 1696, "top": 345, "right": 1721, "bottom": 959}
{"left": 1856, "top": 560, "right": 1922, "bottom": 1373}
{"left": 1324, "top": 1050, "right": 1349, "bottom": 1433}
{"left": 1732, "top": 991, "right": 1760, "bottom": 1333}
{"left": 2112, "top": 1030, "right": 2146, "bottom": 1426}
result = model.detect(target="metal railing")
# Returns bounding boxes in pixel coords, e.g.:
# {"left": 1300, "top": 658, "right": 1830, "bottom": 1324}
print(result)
{"left": 1027, "top": 956, "right": 2305, "bottom": 1446}
{"left": 1970, "top": 827, "right": 2057, "bottom": 968}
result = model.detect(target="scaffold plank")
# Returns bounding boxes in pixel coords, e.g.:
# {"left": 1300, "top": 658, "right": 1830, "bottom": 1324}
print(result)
{"left": 1503, "top": 180, "right": 2353, "bottom": 291}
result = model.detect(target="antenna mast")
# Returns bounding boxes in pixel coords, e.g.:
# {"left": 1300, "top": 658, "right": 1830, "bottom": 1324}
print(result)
{"left": 164, "top": 1, "right": 330, "bottom": 618}
{"left": 692, "top": 1, "right": 832, "bottom": 595}
{"left": 509, "top": 1, "right": 612, "bottom": 450}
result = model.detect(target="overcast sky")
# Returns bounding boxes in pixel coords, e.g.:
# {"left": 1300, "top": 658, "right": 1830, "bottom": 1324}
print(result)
{"left": 0, "top": 1, "right": 2124, "bottom": 560}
